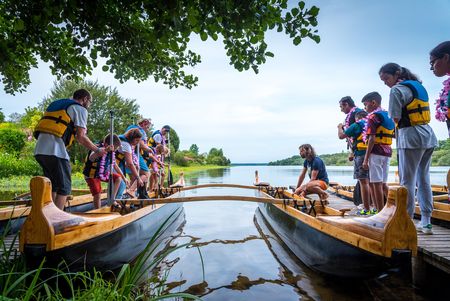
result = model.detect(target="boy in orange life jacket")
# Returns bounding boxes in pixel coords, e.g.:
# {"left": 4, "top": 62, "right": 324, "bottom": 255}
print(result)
{"left": 83, "top": 134, "right": 130, "bottom": 209}
{"left": 362, "top": 92, "right": 395, "bottom": 212}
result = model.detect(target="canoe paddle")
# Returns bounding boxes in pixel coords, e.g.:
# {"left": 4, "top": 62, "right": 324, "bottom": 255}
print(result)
{"left": 167, "top": 130, "right": 174, "bottom": 186}
{"left": 107, "top": 110, "right": 115, "bottom": 205}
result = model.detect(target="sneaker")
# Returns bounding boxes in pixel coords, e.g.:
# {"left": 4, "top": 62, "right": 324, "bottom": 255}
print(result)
{"left": 357, "top": 209, "right": 371, "bottom": 216}
{"left": 417, "top": 223, "right": 433, "bottom": 235}
{"left": 370, "top": 208, "right": 378, "bottom": 215}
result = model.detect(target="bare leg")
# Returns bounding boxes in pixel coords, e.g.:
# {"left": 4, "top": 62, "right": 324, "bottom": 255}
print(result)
{"left": 370, "top": 182, "right": 384, "bottom": 211}
{"left": 54, "top": 194, "right": 67, "bottom": 210}
{"left": 359, "top": 178, "right": 371, "bottom": 211}
{"left": 305, "top": 183, "right": 329, "bottom": 200}
{"left": 93, "top": 193, "right": 102, "bottom": 209}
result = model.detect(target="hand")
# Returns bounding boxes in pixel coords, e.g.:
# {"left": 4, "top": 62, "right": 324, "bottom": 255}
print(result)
{"left": 138, "top": 178, "right": 144, "bottom": 187}
{"left": 97, "top": 147, "right": 108, "bottom": 156}
{"left": 337, "top": 123, "right": 344, "bottom": 129}
{"left": 348, "top": 154, "right": 354, "bottom": 162}
{"left": 362, "top": 160, "right": 369, "bottom": 170}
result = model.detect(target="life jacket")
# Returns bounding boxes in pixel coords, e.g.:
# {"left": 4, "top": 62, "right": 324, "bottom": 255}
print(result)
{"left": 83, "top": 143, "right": 113, "bottom": 179}
{"left": 373, "top": 111, "right": 395, "bottom": 145}
{"left": 398, "top": 80, "right": 430, "bottom": 128}
{"left": 148, "top": 130, "right": 163, "bottom": 148}
{"left": 34, "top": 99, "right": 82, "bottom": 147}
{"left": 353, "top": 120, "right": 367, "bottom": 152}
{"left": 116, "top": 135, "right": 139, "bottom": 166}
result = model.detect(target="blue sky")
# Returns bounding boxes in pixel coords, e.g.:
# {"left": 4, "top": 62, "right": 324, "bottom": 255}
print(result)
{"left": 1, "top": 0, "right": 449, "bottom": 162}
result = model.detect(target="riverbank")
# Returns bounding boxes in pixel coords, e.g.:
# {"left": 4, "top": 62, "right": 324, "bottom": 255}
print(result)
{"left": 0, "top": 164, "right": 226, "bottom": 198}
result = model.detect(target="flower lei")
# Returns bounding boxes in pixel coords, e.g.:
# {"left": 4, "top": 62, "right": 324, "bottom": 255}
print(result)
{"left": 132, "top": 146, "right": 139, "bottom": 166}
{"left": 435, "top": 77, "right": 450, "bottom": 122}
{"left": 362, "top": 107, "right": 384, "bottom": 143}
{"left": 98, "top": 148, "right": 115, "bottom": 181}
{"left": 344, "top": 107, "right": 358, "bottom": 129}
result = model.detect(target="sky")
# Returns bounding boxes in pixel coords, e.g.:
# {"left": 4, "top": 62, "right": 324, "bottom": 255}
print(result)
{"left": 1, "top": 0, "right": 449, "bottom": 163}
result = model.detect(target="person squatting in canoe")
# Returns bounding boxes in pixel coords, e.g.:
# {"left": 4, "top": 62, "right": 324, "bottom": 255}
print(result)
{"left": 83, "top": 134, "right": 130, "bottom": 208}
{"left": 294, "top": 144, "right": 330, "bottom": 200}
{"left": 361, "top": 92, "right": 395, "bottom": 213}
{"left": 338, "top": 110, "right": 373, "bottom": 215}
{"left": 34, "top": 89, "right": 107, "bottom": 210}
{"left": 379, "top": 63, "right": 438, "bottom": 234}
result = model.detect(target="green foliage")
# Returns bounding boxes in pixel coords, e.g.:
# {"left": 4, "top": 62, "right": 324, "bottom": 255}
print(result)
{"left": 206, "top": 148, "right": 231, "bottom": 166}
{"left": 19, "top": 106, "right": 43, "bottom": 131}
{"left": 0, "top": 108, "right": 5, "bottom": 123}
{"left": 39, "top": 79, "right": 140, "bottom": 164}
{"left": 0, "top": 127, "right": 26, "bottom": 154}
{"left": 432, "top": 139, "right": 450, "bottom": 166}
{"left": 168, "top": 128, "right": 180, "bottom": 152}
{"left": 189, "top": 144, "right": 199, "bottom": 155}
{"left": 173, "top": 151, "right": 189, "bottom": 167}
{"left": 0, "top": 152, "right": 42, "bottom": 178}
{"left": 0, "top": 1, "right": 320, "bottom": 94}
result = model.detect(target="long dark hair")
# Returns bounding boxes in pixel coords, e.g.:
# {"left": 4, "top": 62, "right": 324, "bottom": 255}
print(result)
{"left": 379, "top": 63, "right": 421, "bottom": 83}
{"left": 430, "top": 41, "right": 450, "bottom": 58}
{"left": 299, "top": 144, "right": 316, "bottom": 160}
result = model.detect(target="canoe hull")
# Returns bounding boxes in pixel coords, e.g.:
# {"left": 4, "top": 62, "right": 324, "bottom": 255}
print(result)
{"left": 24, "top": 202, "right": 183, "bottom": 271}
{"left": 0, "top": 200, "right": 107, "bottom": 235}
{"left": 257, "top": 202, "right": 389, "bottom": 278}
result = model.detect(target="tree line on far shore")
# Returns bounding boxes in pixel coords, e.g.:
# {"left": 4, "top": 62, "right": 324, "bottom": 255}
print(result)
{"left": 0, "top": 80, "right": 230, "bottom": 178}
{"left": 268, "top": 140, "right": 450, "bottom": 166}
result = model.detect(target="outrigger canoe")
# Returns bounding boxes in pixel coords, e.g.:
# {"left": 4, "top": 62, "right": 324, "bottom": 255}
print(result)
{"left": 256, "top": 185, "right": 417, "bottom": 278}
{"left": 20, "top": 177, "right": 183, "bottom": 271}
{"left": 1, "top": 192, "right": 108, "bottom": 235}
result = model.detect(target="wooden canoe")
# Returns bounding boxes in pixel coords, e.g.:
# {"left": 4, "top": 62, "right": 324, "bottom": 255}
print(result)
{"left": 0, "top": 193, "right": 108, "bottom": 235}
{"left": 19, "top": 177, "right": 183, "bottom": 271}
{"left": 328, "top": 177, "right": 450, "bottom": 223}
{"left": 257, "top": 185, "right": 417, "bottom": 278}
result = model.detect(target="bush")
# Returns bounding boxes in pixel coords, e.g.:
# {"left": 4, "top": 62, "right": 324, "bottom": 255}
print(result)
{"left": 0, "top": 127, "right": 26, "bottom": 154}
{"left": 0, "top": 152, "right": 42, "bottom": 178}
{"left": 173, "top": 152, "right": 189, "bottom": 167}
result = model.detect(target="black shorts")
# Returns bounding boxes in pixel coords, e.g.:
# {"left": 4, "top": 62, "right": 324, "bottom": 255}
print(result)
{"left": 35, "top": 155, "right": 72, "bottom": 195}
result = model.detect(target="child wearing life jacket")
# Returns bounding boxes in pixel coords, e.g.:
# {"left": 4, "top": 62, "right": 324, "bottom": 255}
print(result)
{"left": 83, "top": 134, "right": 129, "bottom": 209}
{"left": 149, "top": 144, "right": 166, "bottom": 190}
{"left": 338, "top": 110, "right": 372, "bottom": 215}
{"left": 361, "top": 92, "right": 395, "bottom": 213}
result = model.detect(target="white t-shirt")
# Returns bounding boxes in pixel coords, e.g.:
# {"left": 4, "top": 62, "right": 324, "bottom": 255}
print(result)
{"left": 153, "top": 133, "right": 163, "bottom": 144}
{"left": 34, "top": 104, "right": 88, "bottom": 160}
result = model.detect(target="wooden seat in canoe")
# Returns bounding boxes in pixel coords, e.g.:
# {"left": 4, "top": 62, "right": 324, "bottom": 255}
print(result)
{"left": 317, "top": 186, "right": 417, "bottom": 255}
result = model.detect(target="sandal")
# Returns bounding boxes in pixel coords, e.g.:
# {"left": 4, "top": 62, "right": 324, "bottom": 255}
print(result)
{"left": 111, "top": 202, "right": 122, "bottom": 212}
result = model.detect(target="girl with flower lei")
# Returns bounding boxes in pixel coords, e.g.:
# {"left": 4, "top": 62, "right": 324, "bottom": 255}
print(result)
{"left": 430, "top": 41, "right": 450, "bottom": 137}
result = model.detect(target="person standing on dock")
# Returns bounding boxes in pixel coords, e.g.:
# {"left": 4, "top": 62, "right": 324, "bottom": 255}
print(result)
{"left": 149, "top": 125, "right": 170, "bottom": 187}
{"left": 339, "top": 96, "right": 363, "bottom": 161}
{"left": 338, "top": 110, "right": 372, "bottom": 215}
{"left": 361, "top": 92, "right": 395, "bottom": 213}
{"left": 294, "top": 144, "right": 329, "bottom": 200}
{"left": 34, "top": 89, "right": 107, "bottom": 210}
{"left": 379, "top": 63, "right": 437, "bottom": 234}
{"left": 429, "top": 41, "right": 450, "bottom": 137}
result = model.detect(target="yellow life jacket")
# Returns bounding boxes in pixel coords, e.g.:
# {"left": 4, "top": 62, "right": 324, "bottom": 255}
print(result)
{"left": 398, "top": 80, "right": 430, "bottom": 128}
{"left": 34, "top": 99, "right": 81, "bottom": 148}
{"left": 373, "top": 111, "right": 395, "bottom": 145}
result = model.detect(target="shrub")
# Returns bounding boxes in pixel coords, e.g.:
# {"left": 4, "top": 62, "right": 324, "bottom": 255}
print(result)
{"left": 173, "top": 152, "right": 189, "bottom": 167}
{"left": 0, "top": 127, "right": 26, "bottom": 154}
{"left": 0, "top": 153, "right": 42, "bottom": 178}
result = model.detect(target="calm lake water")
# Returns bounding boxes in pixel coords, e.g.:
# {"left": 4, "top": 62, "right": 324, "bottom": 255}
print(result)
{"left": 155, "top": 165, "right": 449, "bottom": 300}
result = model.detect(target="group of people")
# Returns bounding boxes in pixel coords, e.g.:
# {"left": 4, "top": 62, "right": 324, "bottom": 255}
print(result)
{"left": 33, "top": 89, "right": 171, "bottom": 210}
{"left": 294, "top": 41, "right": 450, "bottom": 235}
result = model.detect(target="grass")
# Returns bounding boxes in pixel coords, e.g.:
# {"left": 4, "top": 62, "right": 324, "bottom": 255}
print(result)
{"left": 0, "top": 164, "right": 227, "bottom": 193}
{"left": 0, "top": 209, "right": 202, "bottom": 300}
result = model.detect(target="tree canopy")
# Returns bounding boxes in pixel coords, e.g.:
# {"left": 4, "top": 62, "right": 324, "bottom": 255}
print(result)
{"left": 0, "top": 0, "right": 320, "bottom": 94}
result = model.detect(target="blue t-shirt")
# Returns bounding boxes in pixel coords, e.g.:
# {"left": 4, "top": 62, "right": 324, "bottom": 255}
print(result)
{"left": 125, "top": 125, "right": 148, "bottom": 143}
{"left": 303, "top": 157, "right": 329, "bottom": 184}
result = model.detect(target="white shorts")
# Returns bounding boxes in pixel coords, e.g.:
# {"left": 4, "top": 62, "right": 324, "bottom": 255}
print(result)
{"left": 369, "top": 154, "right": 390, "bottom": 183}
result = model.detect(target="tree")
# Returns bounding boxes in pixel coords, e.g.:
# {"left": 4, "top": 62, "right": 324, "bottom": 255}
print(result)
{"left": 0, "top": 108, "right": 5, "bottom": 123}
{"left": 189, "top": 144, "right": 199, "bottom": 155}
{"left": 0, "top": 1, "right": 320, "bottom": 94}
{"left": 168, "top": 128, "right": 180, "bottom": 153}
{"left": 41, "top": 79, "right": 140, "bottom": 163}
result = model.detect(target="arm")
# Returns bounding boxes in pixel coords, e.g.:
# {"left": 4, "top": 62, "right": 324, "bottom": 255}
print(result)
{"left": 76, "top": 127, "right": 107, "bottom": 155}
{"left": 310, "top": 169, "right": 319, "bottom": 181}
{"left": 124, "top": 152, "right": 143, "bottom": 186}
{"left": 114, "top": 163, "right": 130, "bottom": 186}
{"left": 363, "top": 135, "right": 375, "bottom": 170}
{"left": 337, "top": 123, "right": 347, "bottom": 139}
{"left": 296, "top": 167, "right": 307, "bottom": 188}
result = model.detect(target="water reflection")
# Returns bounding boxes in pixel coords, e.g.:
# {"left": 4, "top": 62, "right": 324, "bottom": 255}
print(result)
{"left": 153, "top": 166, "right": 441, "bottom": 300}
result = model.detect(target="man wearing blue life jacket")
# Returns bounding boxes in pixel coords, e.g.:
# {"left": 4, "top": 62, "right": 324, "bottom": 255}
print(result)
{"left": 34, "top": 89, "right": 107, "bottom": 210}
